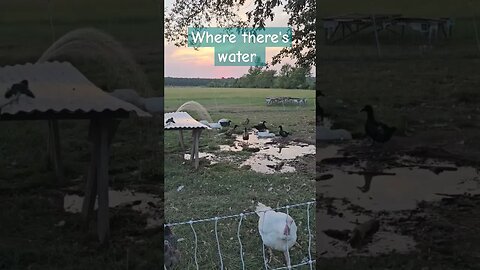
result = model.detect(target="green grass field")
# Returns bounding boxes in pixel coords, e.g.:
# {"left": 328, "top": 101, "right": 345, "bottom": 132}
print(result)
{"left": 164, "top": 87, "right": 316, "bottom": 269}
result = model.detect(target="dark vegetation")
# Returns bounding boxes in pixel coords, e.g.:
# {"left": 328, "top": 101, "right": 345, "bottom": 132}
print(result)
{"left": 166, "top": 64, "right": 315, "bottom": 89}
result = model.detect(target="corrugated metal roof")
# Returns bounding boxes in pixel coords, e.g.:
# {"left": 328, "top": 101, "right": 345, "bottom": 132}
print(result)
{"left": 0, "top": 62, "right": 150, "bottom": 119}
{"left": 164, "top": 112, "right": 211, "bottom": 130}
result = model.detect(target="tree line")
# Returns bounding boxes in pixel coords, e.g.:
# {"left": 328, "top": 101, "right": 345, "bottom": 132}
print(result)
{"left": 165, "top": 64, "right": 314, "bottom": 89}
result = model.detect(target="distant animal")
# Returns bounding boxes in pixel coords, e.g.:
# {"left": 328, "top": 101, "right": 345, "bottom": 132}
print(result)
{"left": 5, "top": 80, "right": 35, "bottom": 99}
{"left": 242, "top": 127, "right": 249, "bottom": 141}
{"left": 200, "top": 120, "right": 222, "bottom": 129}
{"left": 164, "top": 226, "right": 181, "bottom": 269}
{"left": 256, "top": 202, "right": 297, "bottom": 268}
{"left": 257, "top": 131, "right": 275, "bottom": 138}
{"left": 278, "top": 125, "right": 290, "bottom": 138}
{"left": 361, "top": 105, "right": 396, "bottom": 143}
{"left": 218, "top": 118, "right": 231, "bottom": 127}
{"left": 225, "top": 125, "right": 238, "bottom": 136}
{"left": 253, "top": 121, "right": 267, "bottom": 132}
{"left": 349, "top": 219, "right": 380, "bottom": 248}
{"left": 166, "top": 117, "right": 175, "bottom": 124}
{"left": 242, "top": 118, "right": 250, "bottom": 127}
{"left": 266, "top": 161, "right": 285, "bottom": 171}
{"left": 316, "top": 118, "right": 352, "bottom": 141}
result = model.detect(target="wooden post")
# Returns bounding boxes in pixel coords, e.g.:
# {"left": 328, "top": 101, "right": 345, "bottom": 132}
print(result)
{"left": 194, "top": 129, "right": 202, "bottom": 169}
{"left": 48, "top": 120, "right": 64, "bottom": 183}
{"left": 178, "top": 130, "right": 185, "bottom": 150}
{"left": 190, "top": 130, "right": 196, "bottom": 162}
{"left": 97, "top": 118, "right": 111, "bottom": 245}
{"left": 82, "top": 119, "right": 99, "bottom": 224}
{"left": 371, "top": 14, "right": 382, "bottom": 57}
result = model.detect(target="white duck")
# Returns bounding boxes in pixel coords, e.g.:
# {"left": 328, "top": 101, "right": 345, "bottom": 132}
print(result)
{"left": 199, "top": 120, "right": 222, "bottom": 129}
{"left": 256, "top": 202, "right": 297, "bottom": 268}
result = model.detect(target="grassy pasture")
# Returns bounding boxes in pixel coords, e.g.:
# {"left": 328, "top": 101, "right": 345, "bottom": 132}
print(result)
{"left": 164, "top": 87, "right": 316, "bottom": 269}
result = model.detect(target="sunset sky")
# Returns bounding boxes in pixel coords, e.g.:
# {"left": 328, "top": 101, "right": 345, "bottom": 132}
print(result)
{"left": 164, "top": 0, "right": 306, "bottom": 78}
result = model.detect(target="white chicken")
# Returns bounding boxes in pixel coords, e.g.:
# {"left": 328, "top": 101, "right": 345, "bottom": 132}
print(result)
{"left": 256, "top": 202, "right": 297, "bottom": 268}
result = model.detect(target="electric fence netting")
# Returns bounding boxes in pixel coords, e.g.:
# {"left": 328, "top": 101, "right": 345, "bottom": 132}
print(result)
{"left": 165, "top": 201, "right": 316, "bottom": 269}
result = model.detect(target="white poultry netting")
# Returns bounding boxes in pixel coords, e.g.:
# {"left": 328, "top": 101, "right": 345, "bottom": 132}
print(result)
{"left": 164, "top": 201, "right": 316, "bottom": 270}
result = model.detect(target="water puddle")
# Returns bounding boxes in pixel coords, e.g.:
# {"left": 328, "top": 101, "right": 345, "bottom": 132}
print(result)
{"left": 183, "top": 152, "right": 218, "bottom": 164}
{"left": 64, "top": 190, "right": 162, "bottom": 228}
{"left": 218, "top": 133, "right": 315, "bottom": 174}
{"left": 317, "top": 144, "right": 480, "bottom": 257}
{"left": 318, "top": 200, "right": 417, "bottom": 257}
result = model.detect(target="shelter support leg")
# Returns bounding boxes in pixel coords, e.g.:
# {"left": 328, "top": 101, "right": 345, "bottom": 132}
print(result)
{"left": 48, "top": 120, "right": 64, "bottom": 183}
{"left": 193, "top": 129, "right": 202, "bottom": 169}
{"left": 178, "top": 130, "right": 185, "bottom": 150}
{"left": 190, "top": 130, "right": 196, "bottom": 162}
{"left": 97, "top": 120, "right": 111, "bottom": 245}
{"left": 81, "top": 118, "right": 118, "bottom": 245}
{"left": 82, "top": 119, "right": 100, "bottom": 225}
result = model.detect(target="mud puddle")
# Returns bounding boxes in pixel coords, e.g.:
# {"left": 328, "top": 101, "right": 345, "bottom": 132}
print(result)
{"left": 64, "top": 190, "right": 162, "bottom": 228}
{"left": 317, "top": 144, "right": 480, "bottom": 257}
{"left": 219, "top": 132, "right": 315, "bottom": 174}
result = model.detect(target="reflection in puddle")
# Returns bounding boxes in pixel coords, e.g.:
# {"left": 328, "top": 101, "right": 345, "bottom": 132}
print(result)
{"left": 242, "top": 143, "right": 315, "bottom": 174}
{"left": 221, "top": 133, "right": 315, "bottom": 174}
{"left": 320, "top": 165, "right": 479, "bottom": 211}
{"left": 182, "top": 132, "right": 315, "bottom": 173}
{"left": 318, "top": 199, "right": 417, "bottom": 257}
{"left": 317, "top": 144, "right": 480, "bottom": 257}
{"left": 64, "top": 190, "right": 162, "bottom": 228}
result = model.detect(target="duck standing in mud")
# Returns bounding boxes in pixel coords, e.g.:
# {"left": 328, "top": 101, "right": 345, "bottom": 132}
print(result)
{"left": 242, "top": 118, "right": 250, "bottom": 127}
{"left": 253, "top": 121, "right": 268, "bottom": 132}
{"left": 224, "top": 125, "right": 238, "bottom": 137}
{"left": 361, "top": 105, "right": 396, "bottom": 144}
{"left": 278, "top": 125, "right": 290, "bottom": 138}
{"left": 242, "top": 127, "right": 249, "bottom": 142}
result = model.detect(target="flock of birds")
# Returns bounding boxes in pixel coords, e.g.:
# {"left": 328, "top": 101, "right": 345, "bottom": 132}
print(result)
{"left": 201, "top": 117, "right": 291, "bottom": 141}
{"left": 165, "top": 202, "right": 298, "bottom": 269}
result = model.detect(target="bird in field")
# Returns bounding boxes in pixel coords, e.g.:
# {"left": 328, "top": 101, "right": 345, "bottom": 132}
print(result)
{"left": 5, "top": 80, "right": 35, "bottom": 99}
{"left": 218, "top": 118, "right": 231, "bottom": 127}
{"left": 256, "top": 202, "right": 297, "bottom": 268}
{"left": 253, "top": 121, "right": 268, "bottom": 132}
{"left": 224, "top": 125, "right": 238, "bottom": 136}
{"left": 164, "top": 226, "right": 181, "bottom": 269}
{"left": 242, "top": 118, "right": 250, "bottom": 127}
{"left": 242, "top": 127, "right": 249, "bottom": 141}
{"left": 200, "top": 120, "right": 222, "bottom": 129}
{"left": 266, "top": 161, "right": 285, "bottom": 171}
{"left": 166, "top": 117, "right": 175, "bottom": 124}
{"left": 360, "top": 105, "right": 396, "bottom": 143}
{"left": 278, "top": 125, "right": 290, "bottom": 138}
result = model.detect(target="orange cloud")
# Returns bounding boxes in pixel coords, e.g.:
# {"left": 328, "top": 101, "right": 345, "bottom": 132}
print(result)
{"left": 171, "top": 47, "right": 214, "bottom": 65}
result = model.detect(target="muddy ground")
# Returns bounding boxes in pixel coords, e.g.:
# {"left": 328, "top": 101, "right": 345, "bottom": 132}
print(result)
{"left": 317, "top": 34, "right": 480, "bottom": 268}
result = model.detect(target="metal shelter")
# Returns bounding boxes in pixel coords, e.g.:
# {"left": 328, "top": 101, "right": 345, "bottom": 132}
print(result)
{"left": 164, "top": 111, "right": 210, "bottom": 169}
{"left": 0, "top": 61, "right": 151, "bottom": 244}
